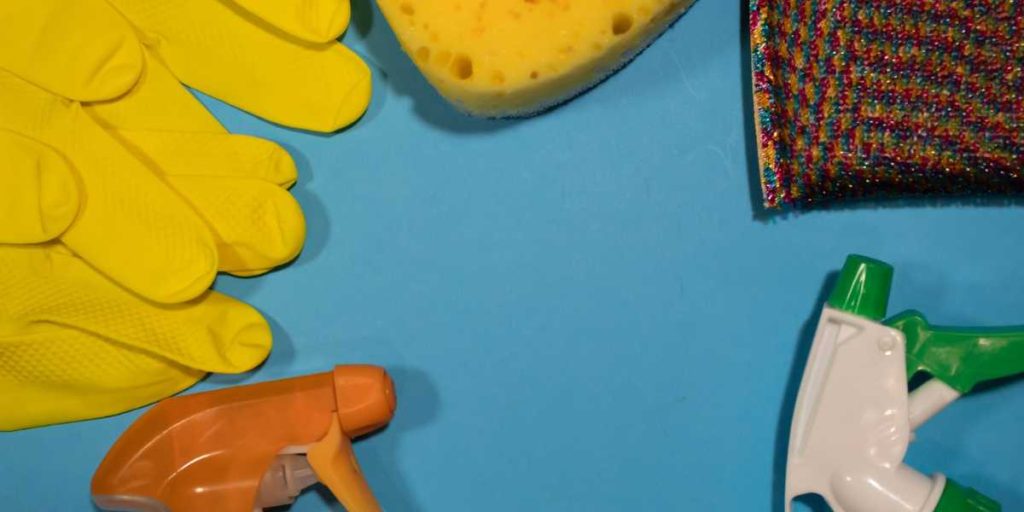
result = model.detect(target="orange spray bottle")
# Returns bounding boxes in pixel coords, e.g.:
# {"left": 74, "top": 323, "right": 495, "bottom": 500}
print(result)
{"left": 92, "top": 365, "right": 396, "bottom": 511}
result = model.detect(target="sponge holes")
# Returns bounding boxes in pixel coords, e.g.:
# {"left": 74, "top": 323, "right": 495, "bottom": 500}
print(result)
{"left": 416, "top": 46, "right": 431, "bottom": 62}
{"left": 419, "top": 47, "right": 474, "bottom": 81}
{"left": 450, "top": 54, "right": 474, "bottom": 80}
{"left": 612, "top": 12, "right": 634, "bottom": 35}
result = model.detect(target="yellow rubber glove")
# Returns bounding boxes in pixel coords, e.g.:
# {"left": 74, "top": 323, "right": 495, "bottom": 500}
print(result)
{"left": 0, "top": 54, "right": 307, "bottom": 429}
{"left": 106, "top": 0, "right": 371, "bottom": 131}
{"left": 0, "top": 0, "right": 370, "bottom": 131}
{"left": 226, "top": 0, "right": 352, "bottom": 44}
{"left": 0, "top": 0, "right": 341, "bottom": 429}
{"left": 0, "top": 0, "right": 142, "bottom": 102}
{"left": 0, "top": 0, "right": 347, "bottom": 297}
{"left": 0, "top": 131, "right": 79, "bottom": 244}
{"left": 0, "top": 45, "right": 310, "bottom": 430}
{"left": 86, "top": 49, "right": 309, "bottom": 278}
{"left": 0, "top": 243, "right": 272, "bottom": 431}
{"left": 0, "top": 50, "right": 306, "bottom": 302}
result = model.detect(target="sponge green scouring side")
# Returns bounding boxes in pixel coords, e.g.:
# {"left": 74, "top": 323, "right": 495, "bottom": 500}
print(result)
{"left": 377, "top": 0, "right": 696, "bottom": 117}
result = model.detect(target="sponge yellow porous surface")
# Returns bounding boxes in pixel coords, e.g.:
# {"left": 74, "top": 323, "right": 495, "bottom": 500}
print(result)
{"left": 377, "top": 0, "right": 696, "bottom": 117}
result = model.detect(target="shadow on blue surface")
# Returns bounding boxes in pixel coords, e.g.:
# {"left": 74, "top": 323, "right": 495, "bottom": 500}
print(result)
{"left": 208, "top": 140, "right": 330, "bottom": 300}
{"left": 350, "top": 1, "right": 518, "bottom": 134}
{"left": 280, "top": 142, "right": 333, "bottom": 269}
{"left": 791, "top": 494, "right": 831, "bottom": 512}
{"left": 213, "top": 270, "right": 266, "bottom": 301}
{"left": 773, "top": 272, "right": 838, "bottom": 512}
{"left": 361, "top": 366, "right": 441, "bottom": 511}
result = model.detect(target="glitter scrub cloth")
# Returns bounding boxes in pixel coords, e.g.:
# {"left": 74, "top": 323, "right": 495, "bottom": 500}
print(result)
{"left": 750, "top": 1, "right": 1024, "bottom": 209}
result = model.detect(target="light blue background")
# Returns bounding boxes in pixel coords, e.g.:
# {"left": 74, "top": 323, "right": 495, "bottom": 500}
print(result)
{"left": 2, "top": 1, "right": 1023, "bottom": 510}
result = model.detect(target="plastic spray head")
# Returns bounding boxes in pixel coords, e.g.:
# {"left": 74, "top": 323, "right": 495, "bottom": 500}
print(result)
{"left": 827, "top": 254, "right": 893, "bottom": 321}
{"left": 787, "top": 257, "right": 1005, "bottom": 512}
{"left": 92, "top": 365, "right": 396, "bottom": 512}
{"left": 335, "top": 365, "right": 397, "bottom": 438}
{"left": 785, "top": 299, "right": 945, "bottom": 512}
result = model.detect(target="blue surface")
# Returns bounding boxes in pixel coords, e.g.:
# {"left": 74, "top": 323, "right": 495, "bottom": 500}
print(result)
{"left": 3, "top": 1, "right": 1024, "bottom": 510}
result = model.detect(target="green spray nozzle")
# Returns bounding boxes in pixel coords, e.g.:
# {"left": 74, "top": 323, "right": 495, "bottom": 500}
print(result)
{"left": 793, "top": 255, "right": 1015, "bottom": 512}
{"left": 826, "top": 255, "right": 1024, "bottom": 394}
{"left": 827, "top": 255, "right": 893, "bottom": 321}
{"left": 886, "top": 311, "right": 1024, "bottom": 395}
{"left": 935, "top": 478, "right": 1002, "bottom": 512}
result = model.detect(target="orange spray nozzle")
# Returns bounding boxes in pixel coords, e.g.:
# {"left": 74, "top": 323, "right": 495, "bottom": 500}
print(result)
{"left": 335, "top": 364, "right": 396, "bottom": 438}
{"left": 91, "top": 365, "right": 396, "bottom": 512}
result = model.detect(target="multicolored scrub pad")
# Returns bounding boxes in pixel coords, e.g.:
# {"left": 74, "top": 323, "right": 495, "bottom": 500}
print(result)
{"left": 751, "top": 1, "right": 1024, "bottom": 208}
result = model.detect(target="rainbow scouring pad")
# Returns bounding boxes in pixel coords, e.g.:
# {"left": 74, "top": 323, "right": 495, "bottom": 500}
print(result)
{"left": 751, "top": 1, "right": 1024, "bottom": 208}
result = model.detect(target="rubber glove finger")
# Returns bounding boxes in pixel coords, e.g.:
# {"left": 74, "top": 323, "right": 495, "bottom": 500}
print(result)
{"left": 0, "top": 0, "right": 142, "bottom": 101}
{"left": 106, "top": 0, "right": 372, "bottom": 132}
{"left": 0, "top": 328, "right": 203, "bottom": 431}
{"left": 0, "top": 244, "right": 272, "bottom": 374}
{"left": 113, "top": 130, "right": 298, "bottom": 187}
{"left": 0, "top": 130, "right": 79, "bottom": 243}
{"left": 0, "top": 70, "right": 217, "bottom": 303}
{"left": 225, "top": 0, "right": 350, "bottom": 43}
{"left": 86, "top": 47, "right": 224, "bottom": 134}
{"left": 108, "top": 129, "right": 305, "bottom": 274}
{"left": 85, "top": 52, "right": 303, "bottom": 277}
{"left": 169, "top": 175, "right": 307, "bottom": 275}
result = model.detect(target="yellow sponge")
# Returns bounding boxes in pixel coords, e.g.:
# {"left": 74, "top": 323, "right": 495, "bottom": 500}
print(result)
{"left": 377, "top": 0, "right": 695, "bottom": 117}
